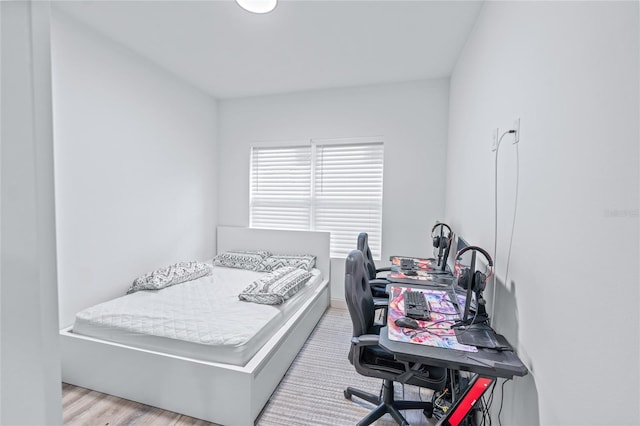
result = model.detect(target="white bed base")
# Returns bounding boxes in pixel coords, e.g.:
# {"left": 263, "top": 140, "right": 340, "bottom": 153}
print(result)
{"left": 60, "top": 226, "right": 331, "bottom": 425}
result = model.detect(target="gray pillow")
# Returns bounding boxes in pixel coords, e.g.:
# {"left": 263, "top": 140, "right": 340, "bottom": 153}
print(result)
{"left": 239, "top": 267, "right": 312, "bottom": 305}
{"left": 256, "top": 254, "right": 316, "bottom": 272}
{"left": 127, "top": 261, "right": 211, "bottom": 294}
{"left": 213, "top": 250, "right": 271, "bottom": 271}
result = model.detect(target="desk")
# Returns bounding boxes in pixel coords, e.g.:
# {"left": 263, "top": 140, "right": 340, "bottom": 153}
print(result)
{"left": 387, "top": 255, "right": 454, "bottom": 285}
{"left": 380, "top": 284, "right": 527, "bottom": 426}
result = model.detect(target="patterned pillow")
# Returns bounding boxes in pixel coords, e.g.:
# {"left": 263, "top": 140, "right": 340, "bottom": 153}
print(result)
{"left": 212, "top": 250, "right": 271, "bottom": 271}
{"left": 256, "top": 254, "right": 316, "bottom": 272}
{"left": 127, "top": 261, "right": 211, "bottom": 294}
{"left": 238, "top": 267, "right": 312, "bottom": 305}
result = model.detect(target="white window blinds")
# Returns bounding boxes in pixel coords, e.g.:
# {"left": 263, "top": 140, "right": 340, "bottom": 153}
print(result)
{"left": 250, "top": 139, "right": 384, "bottom": 259}
{"left": 250, "top": 145, "right": 311, "bottom": 231}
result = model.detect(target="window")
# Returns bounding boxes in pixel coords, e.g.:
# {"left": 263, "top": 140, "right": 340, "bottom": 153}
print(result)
{"left": 250, "top": 137, "right": 384, "bottom": 258}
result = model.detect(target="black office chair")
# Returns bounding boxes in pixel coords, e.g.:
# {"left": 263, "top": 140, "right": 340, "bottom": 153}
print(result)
{"left": 357, "top": 232, "right": 390, "bottom": 298}
{"left": 344, "top": 250, "right": 448, "bottom": 426}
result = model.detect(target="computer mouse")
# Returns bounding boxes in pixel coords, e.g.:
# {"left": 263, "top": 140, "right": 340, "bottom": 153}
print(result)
{"left": 394, "top": 317, "right": 420, "bottom": 329}
{"left": 403, "top": 270, "right": 418, "bottom": 276}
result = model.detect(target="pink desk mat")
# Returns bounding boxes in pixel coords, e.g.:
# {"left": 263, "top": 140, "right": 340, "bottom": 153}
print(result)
{"left": 387, "top": 286, "right": 477, "bottom": 353}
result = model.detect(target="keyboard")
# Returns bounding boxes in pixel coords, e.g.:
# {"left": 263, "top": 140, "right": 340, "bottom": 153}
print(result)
{"left": 403, "top": 291, "right": 431, "bottom": 320}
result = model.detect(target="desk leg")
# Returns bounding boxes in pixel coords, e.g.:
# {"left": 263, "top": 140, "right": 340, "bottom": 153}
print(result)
{"left": 436, "top": 375, "right": 495, "bottom": 426}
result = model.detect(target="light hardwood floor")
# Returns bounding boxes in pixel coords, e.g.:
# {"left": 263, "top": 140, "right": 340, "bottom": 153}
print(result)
{"left": 62, "top": 382, "right": 435, "bottom": 426}
{"left": 62, "top": 383, "right": 217, "bottom": 426}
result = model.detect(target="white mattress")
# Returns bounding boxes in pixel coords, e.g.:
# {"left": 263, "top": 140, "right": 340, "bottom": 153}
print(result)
{"left": 72, "top": 265, "right": 324, "bottom": 366}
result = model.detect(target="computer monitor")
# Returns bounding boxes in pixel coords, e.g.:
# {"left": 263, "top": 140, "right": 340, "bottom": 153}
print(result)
{"left": 450, "top": 236, "right": 492, "bottom": 326}
{"left": 447, "top": 235, "right": 468, "bottom": 276}
{"left": 456, "top": 236, "right": 469, "bottom": 253}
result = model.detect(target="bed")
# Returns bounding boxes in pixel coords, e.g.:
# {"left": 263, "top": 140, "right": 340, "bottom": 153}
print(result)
{"left": 60, "top": 226, "right": 331, "bottom": 425}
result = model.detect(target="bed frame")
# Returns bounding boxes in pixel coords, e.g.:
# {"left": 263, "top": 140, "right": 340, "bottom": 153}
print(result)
{"left": 60, "top": 226, "right": 331, "bottom": 425}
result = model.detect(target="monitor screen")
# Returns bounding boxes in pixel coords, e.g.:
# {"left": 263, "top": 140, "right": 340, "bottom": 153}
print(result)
{"left": 447, "top": 235, "right": 468, "bottom": 275}
{"left": 457, "top": 236, "right": 469, "bottom": 253}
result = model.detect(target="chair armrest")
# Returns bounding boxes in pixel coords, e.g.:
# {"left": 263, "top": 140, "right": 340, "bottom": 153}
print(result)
{"left": 373, "top": 298, "right": 388, "bottom": 308}
{"left": 375, "top": 266, "right": 392, "bottom": 273}
{"left": 370, "top": 278, "right": 390, "bottom": 286}
{"left": 370, "top": 279, "right": 390, "bottom": 299}
{"left": 373, "top": 297, "right": 388, "bottom": 326}
{"left": 351, "top": 334, "right": 380, "bottom": 347}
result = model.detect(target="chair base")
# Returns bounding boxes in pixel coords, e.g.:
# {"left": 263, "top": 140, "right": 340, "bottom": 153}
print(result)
{"left": 344, "top": 379, "right": 433, "bottom": 426}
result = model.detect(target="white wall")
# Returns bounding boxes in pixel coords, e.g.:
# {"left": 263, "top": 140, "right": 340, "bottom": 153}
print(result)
{"left": 52, "top": 11, "right": 219, "bottom": 327}
{"left": 217, "top": 79, "right": 450, "bottom": 302}
{"left": 1, "top": 2, "right": 63, "bottom": 424}
{"left": 446, "top": 2, "right": 639, "bottom": 425}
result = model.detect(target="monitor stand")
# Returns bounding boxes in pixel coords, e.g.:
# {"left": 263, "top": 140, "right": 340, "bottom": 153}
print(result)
{"left": 439, "top": 236, "right": 451, "bottom": 272}
{"left": 452, "top": 297, "right": 488, "bottom": 328}
{"left": 452, "top": 250, "right": 490, "bottom": 328}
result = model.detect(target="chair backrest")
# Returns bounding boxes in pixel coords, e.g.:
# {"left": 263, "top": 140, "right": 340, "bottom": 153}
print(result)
{"left": 357, "top": 233, "right": 377, "bottom": 280}
{"left": 345, "top": 251, "right": 448, "bottom": 390}
{"left": 344, "top": 249, "right": 375, "bottom": 339}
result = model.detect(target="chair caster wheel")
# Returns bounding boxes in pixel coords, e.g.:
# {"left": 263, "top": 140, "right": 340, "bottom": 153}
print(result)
{"left": 424, "top": 407, "right": 434, "bottom": 419}
{"left": 344, "top": 390, "right": 352, "bottom": 400}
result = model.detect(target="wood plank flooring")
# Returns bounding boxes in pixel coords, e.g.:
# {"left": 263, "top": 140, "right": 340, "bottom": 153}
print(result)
{"left": 62, "top": 383, "right": 216, "bottom": 426}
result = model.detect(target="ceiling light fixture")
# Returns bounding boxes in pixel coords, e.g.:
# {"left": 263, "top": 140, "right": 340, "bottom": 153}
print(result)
{"left": 236, "top": 0, "right": 277, "bottom": 14}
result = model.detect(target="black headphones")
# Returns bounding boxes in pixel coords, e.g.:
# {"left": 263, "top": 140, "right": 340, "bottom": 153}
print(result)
{"left": 455, "top": 246, "right": 494, "bottom": 293}
{"left": 431, "top": 223, "right": 452, "bottom": 249}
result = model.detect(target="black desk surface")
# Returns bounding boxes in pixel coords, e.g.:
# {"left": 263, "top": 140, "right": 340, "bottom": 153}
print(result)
{"left": 379, "top": 329, "right": 528, "bottom": 379}
{"left": 386, "top": 273, "right": 455, "bottom": 286}
{"left": 381, "top": 282, "right": 528, "bottom": 380}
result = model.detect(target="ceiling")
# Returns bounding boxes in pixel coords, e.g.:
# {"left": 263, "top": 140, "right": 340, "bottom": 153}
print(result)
{"left": 53, "top": 0, "right": 483, "bottom": 99}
